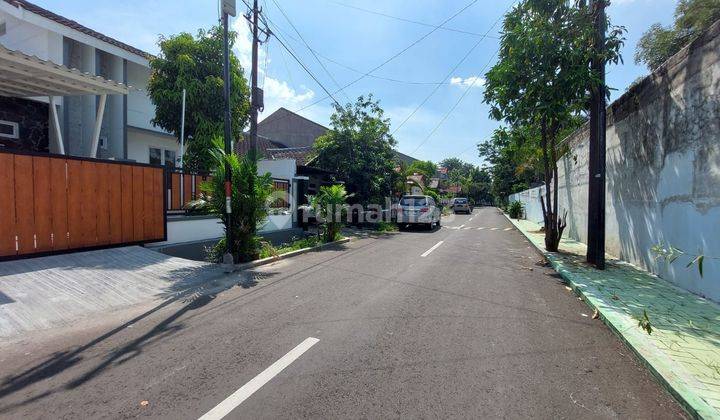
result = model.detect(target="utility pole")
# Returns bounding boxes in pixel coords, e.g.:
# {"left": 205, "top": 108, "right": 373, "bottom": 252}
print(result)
{"left": 249, "top": 0, "right": 260, "bottom": 156}
{"left": 587, "top": 0, "right": 606, "bottom": 269}
{"left": 222, "top": 0, "right": 236, "bottom": 265}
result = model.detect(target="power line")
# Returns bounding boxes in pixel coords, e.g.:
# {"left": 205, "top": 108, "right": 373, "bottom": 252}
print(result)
{"left": 328, "top": 0, "right": 500, "bottom": 40}
{"left": 268, "top": 0, "right": 351, "bottom": 102}
{"left": 269, "top": 29, "right": 343, "bottom": 107}
{"left": 411, "top": 47, "right": 500, "bottom": 155}
{"left": 391, "top": 7, "right": 505, "bottom": 136}
{"left": 271, "top": 0, "right": 481, "bottom": 115}
{"left": 268, "top": 22, "right": 456, "bottom": 86}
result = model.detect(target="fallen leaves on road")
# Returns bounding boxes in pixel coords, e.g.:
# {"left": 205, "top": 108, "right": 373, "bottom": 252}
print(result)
{"left": 140, "top": 401, "right": 149, "bottom": 407}
{"left": 592, "top": 309, "right": 599, "bottom": 319}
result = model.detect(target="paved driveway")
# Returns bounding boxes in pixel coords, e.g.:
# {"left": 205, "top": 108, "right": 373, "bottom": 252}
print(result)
{"left": 0, "top": 208, "right": 684, "bottom": 418}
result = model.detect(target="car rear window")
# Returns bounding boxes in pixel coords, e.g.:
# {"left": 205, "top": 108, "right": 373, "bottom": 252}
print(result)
{"left": 455, "top": 199, "right": 468, "bottom": 204}
{"left": 400, "top": 197, "right": 427, "bottom": 206}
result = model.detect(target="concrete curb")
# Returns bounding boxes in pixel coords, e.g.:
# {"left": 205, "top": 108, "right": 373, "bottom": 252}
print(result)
{"left": 503, "top": 214, "right": 716, "bottom": 420}
{"left": 230, "top": 237, "right": 353, "bottom": 272}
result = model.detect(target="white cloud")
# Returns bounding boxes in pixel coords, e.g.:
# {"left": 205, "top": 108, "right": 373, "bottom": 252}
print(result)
{"left": 450, "top": 76, "right": 485, "bottom": 88}
{"left": 263, "top": 78, "right": 315, "bottom": 104}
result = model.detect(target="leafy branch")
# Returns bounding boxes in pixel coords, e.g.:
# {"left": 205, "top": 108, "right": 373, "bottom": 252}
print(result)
{"left": 651, "top": 242, "right": 718, "bottom": 278}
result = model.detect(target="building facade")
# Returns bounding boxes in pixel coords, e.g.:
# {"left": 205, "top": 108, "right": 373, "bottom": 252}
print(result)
{"left": 0, "top": 0, "right": 179, "bottom": 165}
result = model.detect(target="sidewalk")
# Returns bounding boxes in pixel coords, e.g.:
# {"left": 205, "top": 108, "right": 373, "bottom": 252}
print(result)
{"left": 506, "top": 216, "right": 720, "bottom": 419}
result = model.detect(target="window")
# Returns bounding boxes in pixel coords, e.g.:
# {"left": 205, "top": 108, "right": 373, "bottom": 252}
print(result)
{"left": 0, "top": 120, "right": 19, "bottom": 139}
{"left": 164, "top": 150, "right": 176, "bottom": 168}
{"left": 149, "top": 147, "right": 162, "bottom": 165}
{"left": 271, "top": 180, "right": 290, "bottom": 208}
{"left": 400, "top": 197, "right": 428, "bottom": 207}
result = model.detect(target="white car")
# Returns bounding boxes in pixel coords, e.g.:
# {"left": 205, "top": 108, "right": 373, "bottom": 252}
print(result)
{"left": 396, "top": 195, "right": 441, "bottom": 230}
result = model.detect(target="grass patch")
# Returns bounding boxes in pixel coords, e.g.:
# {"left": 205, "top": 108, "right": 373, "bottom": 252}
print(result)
{"left": 259, "top": 236, "right": 321, "bottom": 259}
{"left": 376, "top": 221, "right": 399, "bottom": 232}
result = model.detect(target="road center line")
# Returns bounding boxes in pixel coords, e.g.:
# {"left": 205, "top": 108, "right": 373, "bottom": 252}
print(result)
{"left": 198, "top": 337, "right": 320, "bottom": 420}
{"left": 421, "top": 241, "right": 444, "bottom": 257}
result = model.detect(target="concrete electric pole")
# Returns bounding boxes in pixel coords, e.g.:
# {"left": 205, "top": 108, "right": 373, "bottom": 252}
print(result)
{"left": 587, "top": 0, "right": 607, "bottom": 270}
{"left": 222, "top": 0, "right": 236, "bottom": 264}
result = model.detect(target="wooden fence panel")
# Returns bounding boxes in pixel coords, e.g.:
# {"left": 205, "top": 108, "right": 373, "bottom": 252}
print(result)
{"left": 0, "top": 151, "right": 166, "bottom": 260}
{"left": 50, "top": 158, "right": 69, "bottom": 251}
{"left": 183, "top": 174, "right": 192, "bottom": 207}
{"left": 143, "top": 167, "right": 154, "bottom": 239}
{"left": 171, "top": 172, "right": 181, "bottom": 210}
{"left": 95, "top": 163, "right": 111, "bottom": 246}
{"left": 153, "top": 169, "right": 165, "bottom": 240}
{"left": 108, "top": 164, "right": 123, "bottom": 244}
{"left": 80, "top": 161, "right": 98, "bottom": 247}
{"left": 0, "top": 154, "right": 16, "bottom": 257}
{"left": 32, "top": 157, "right": 53, "bottom": 252}
{"left": 14, "top": 155, "right": 35, "bottom": 255}
{"left": 120, "top": 165, "right": 134, "bottom": 243}
{"left": 132, "top": 166, "right": 145, "bottom": 242}
{"left": 67, "top": 159, "right": 83, "bottom": 248}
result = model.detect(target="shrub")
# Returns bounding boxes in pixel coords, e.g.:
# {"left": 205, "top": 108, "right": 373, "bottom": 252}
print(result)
{"left": 508, "top": 201, "right": 524, "bottom": 219}
{"left": 311, "top": 184, "right": 351, "bottom": 243}
{"left": 191, "top": 137, "right": 273, "bottom": 263}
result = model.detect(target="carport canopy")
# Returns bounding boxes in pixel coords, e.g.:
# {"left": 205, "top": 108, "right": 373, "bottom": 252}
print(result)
{"left": 0, "top": 44, "right": 129, "bottom": 156}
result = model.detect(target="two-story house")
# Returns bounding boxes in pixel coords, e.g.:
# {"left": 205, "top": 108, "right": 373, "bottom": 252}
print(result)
{"left": 0, "top": 0, "right": 179, "bottom": 166}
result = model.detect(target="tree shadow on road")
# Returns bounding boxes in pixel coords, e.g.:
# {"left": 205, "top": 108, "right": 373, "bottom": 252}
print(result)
{"left": 0, "top": 266, "right": 261, "bottom": 413}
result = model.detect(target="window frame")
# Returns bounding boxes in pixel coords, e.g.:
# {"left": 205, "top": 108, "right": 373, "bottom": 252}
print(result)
{"left": 0, "top": 120, "right": 19, "bottom": 140}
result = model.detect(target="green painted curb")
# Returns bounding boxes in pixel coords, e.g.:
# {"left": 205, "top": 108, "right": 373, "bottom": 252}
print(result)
{"left": 504, "top": 214, "right": 718, "bottom": 420}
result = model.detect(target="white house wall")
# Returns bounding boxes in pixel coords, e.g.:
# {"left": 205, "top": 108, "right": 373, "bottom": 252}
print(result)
{"left": 126, "top": 62, "right": 159, "bottom": 132}
{"left": 126, "top": 127, "right": 179, "bottom": 164}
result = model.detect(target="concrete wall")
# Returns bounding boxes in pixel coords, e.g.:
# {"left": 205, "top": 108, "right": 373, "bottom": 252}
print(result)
{"left": 509, "top": 185, "right": 546, "bottom": 225}
{"left": 516, "top": 21, "right": 720, "bottom": 302}
{"left": 158, "top": 217, "right": 224, "bottom": 246}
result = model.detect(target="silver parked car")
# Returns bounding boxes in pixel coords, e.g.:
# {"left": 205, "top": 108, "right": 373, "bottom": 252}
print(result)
{"left": 451, "top": 197, "right": 471, "bottom": 214}
{"left": 396, "top": 195, "right": 441, "bottom": 230}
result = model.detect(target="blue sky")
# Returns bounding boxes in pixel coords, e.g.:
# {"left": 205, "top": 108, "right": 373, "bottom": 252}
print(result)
{"left": 35, "top": 0, "right": 677, "bottom": 166}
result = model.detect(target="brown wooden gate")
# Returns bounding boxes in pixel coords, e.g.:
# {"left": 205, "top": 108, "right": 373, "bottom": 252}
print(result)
{"left": 0, "top": 151, "right": 166, "bottom": 260}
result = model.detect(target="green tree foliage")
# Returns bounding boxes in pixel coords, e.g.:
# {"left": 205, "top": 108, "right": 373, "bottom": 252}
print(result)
{"left": 636, "top": 0, "right": 720, "bottom": 70}
{"left": 405, "top": 160, "right": 437, "bottom": 180}
{"left": 439, "top": 158, "right": 475, "bottom": 181}
{"left": 483, "top": 0, "right": 624, "bottom": 251}
{"left": 147, "top": 26, "right": 250, "bottom": 171}
{"left": 478, "top": 127, "right": 535, "bottom": 204}
{"left": 313, "top": 95, "right": 399, "bottom": 205}
{"left": 194, "top": 139, "right": 273, "bottom": 263}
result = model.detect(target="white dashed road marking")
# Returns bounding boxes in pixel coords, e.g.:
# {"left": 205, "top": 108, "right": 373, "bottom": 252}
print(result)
{"left": 421, "top": 241, "right": 445, "bottom": 257}
{"left": 477, "top": 227, "right": 485, "bottom": 230}
{"left": 491, "top": 228, "right": 499, "bottom": 231}
{"left": 459, "top": 224, "right": 466, "bottom": 229}
{"left": 199, "top": 337, "right": 320, "bottom": 420}
{"left": 504, "top": 228, "right": 513, "bottom": 231}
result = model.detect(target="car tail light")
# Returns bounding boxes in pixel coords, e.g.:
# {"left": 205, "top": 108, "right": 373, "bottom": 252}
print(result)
{"left": 420, "top": 207, "right": 429, "bottom": 213}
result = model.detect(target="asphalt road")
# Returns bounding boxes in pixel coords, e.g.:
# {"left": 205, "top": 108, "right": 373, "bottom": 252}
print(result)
{"left": 0, "top": 207, "right": 685, "bottom": 419}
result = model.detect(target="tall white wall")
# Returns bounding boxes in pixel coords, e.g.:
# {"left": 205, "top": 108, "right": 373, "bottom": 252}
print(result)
{"left": 513, "top": 22, "right": 720, "bottom": 302}
{"left": 509, "top": 186, "right": 545, "bottom": 224}
{"left": 126, "top": 62, "right": 158, "bottom": 132}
